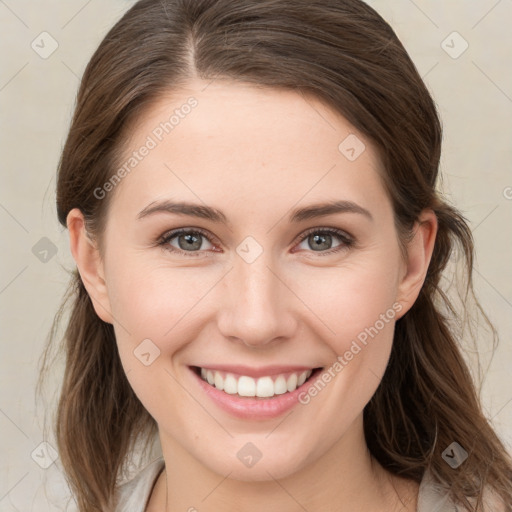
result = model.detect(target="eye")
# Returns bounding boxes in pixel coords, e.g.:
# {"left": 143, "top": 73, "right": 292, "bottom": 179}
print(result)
{"left": 158, "top": 228, "right": 217, "bottom": 256}
{"left": 294, "top": 227, "right": 354, "bottom": 255}
{"left": 157, "top": 226, "right": 354, "bottom": 257}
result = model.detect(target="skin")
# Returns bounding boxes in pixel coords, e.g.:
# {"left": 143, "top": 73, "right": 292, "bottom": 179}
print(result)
{"left": 68, "top": 78, "right": 437, "bottom": 512}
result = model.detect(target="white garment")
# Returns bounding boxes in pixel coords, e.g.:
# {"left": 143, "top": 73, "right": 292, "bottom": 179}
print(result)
{"left": 114, "top": 456, "right": 461, "bottom": 511}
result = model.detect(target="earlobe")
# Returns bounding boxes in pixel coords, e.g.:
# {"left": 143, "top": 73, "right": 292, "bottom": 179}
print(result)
{"left": 67, "top": 208, "right": 113, "bottom": 324}
{"left": 395, "top": 209, "right": 438, "bottom": 319}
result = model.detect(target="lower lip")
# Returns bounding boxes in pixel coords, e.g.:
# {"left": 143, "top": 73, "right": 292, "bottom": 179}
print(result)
{"left": 189, "top": 366, "right": 323, "bottom": 420}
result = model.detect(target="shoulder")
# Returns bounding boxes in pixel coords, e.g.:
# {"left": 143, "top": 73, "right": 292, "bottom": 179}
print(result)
{"left": 114, "top": 457, "right": 165, "bottom": 512}
{"left": 417, "top": 471, "right": 458, "bottom": 511}
{"left": 417, "top": 471, "right": 506, "bottom": 512}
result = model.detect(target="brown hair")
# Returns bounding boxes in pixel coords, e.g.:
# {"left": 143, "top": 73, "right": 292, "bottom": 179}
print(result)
{"left": 38, "top": 0, "right": 512, "bottom": 510}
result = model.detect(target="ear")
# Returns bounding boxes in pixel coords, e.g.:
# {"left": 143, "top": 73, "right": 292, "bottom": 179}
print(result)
{"left": 395, "top": 209, "right": 438, "bottom": 318}
{"left": 67, "top": 208, "right": 113, "bottom": 324}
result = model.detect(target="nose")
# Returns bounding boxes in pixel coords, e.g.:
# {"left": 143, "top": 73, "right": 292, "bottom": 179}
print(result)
{"left": 216, "top": 252, "right": 298, "bottom": 349}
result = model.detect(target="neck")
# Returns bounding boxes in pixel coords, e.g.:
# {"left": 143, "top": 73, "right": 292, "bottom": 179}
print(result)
{"left": 149, "top": 416, "right": 418, "bottom": 512}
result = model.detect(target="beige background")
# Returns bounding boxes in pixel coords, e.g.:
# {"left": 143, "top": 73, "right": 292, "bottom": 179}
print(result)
{"left": 1, "top": 1, "right": 511, "bottom": 510}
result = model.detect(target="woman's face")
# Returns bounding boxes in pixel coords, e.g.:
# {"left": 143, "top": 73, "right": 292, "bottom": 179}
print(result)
{"left": 75, "top": 79, "right": 432, "bottom": 481}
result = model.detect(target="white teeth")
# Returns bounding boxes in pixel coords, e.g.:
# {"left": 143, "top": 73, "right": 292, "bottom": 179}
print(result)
{"left": 198, "top": 368, "right": 314, "bottom": 398}
{"left": 214, "top": 372, "right": 224, "bottom": 391}
{"left": 223, "top": 374, "right": 238, "bottom": 394}
{"left": 238, "top": 376, "right": 256, "bottom": 397}
{"left": 256, "top": 376, "right": 275, "bottom": 397}
{"left": 287, "top": 373, "right": 297, "bottom": 392}
{"left": 297, "top": 371, "right": 308, "bottom": 387}
{"left": 274, "top": 375, "right": 288, "bottom": 395}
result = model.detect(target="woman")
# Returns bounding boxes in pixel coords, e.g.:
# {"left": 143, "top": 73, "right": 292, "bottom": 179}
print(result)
{"left": 39, "top": 0, "right": 512, "bottom": 510}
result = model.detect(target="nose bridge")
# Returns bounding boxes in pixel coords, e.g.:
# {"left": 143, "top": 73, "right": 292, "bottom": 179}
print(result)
{"left": 217, "top": 247, "right": 296, "bottom": 347}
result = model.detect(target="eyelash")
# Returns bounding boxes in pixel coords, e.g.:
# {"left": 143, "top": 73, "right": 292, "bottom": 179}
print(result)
{"left": 157, "top": 226, "right": 355, "bottom": 258}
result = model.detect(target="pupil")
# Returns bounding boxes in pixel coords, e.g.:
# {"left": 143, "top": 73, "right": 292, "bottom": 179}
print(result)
{"left": 179, "top": 233, "right": 201, "bottom": 251}
{"left": 310, "top": 233, "right": 331, "bottom": 251}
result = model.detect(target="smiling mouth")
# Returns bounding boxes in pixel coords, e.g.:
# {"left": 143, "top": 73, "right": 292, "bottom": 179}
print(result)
{"left": 191, "top": 366, "right": 324, "bottom": 399}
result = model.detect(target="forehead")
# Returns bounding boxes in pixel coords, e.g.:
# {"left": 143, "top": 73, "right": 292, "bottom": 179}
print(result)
{"left": 110, "top": 79, "right": 388, "bottom": 218}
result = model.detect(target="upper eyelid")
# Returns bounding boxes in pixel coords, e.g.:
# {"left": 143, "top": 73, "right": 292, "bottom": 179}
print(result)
{"left": 160, "top": 227, "right": 218, "bottom": 244}
{"left": 295, "top": 227, "right": 353, "bottom": 245}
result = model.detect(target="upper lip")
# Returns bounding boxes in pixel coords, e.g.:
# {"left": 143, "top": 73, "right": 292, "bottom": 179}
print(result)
{"left": 191, "top": 364, "right": 320, "bottom": 378}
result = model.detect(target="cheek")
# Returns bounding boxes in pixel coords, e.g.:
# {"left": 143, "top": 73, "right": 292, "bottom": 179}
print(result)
{"left": 105, "top": 250, "right": 212, "bottom": 339}
{"left": 332, "top": 283, "right": 399, "bottom": 365}
{"left": 104, "top": 256, "right": 218, "bottom": 410}
{"left": 105, "top": 259, "right": 198, "bottom": 423}
{"left": 295, "top": 257, "right": 401, "bottom": 350}
{"left": 291, "top": 256, "right": 402, "bottom": 411}
{"left": 295, "top": 275, "right": 399, "bottom": 429}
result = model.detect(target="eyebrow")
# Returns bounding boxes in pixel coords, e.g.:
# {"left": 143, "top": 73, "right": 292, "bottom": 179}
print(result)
{"left": 137, "top": 199, "right": 373, "bottom": 223}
